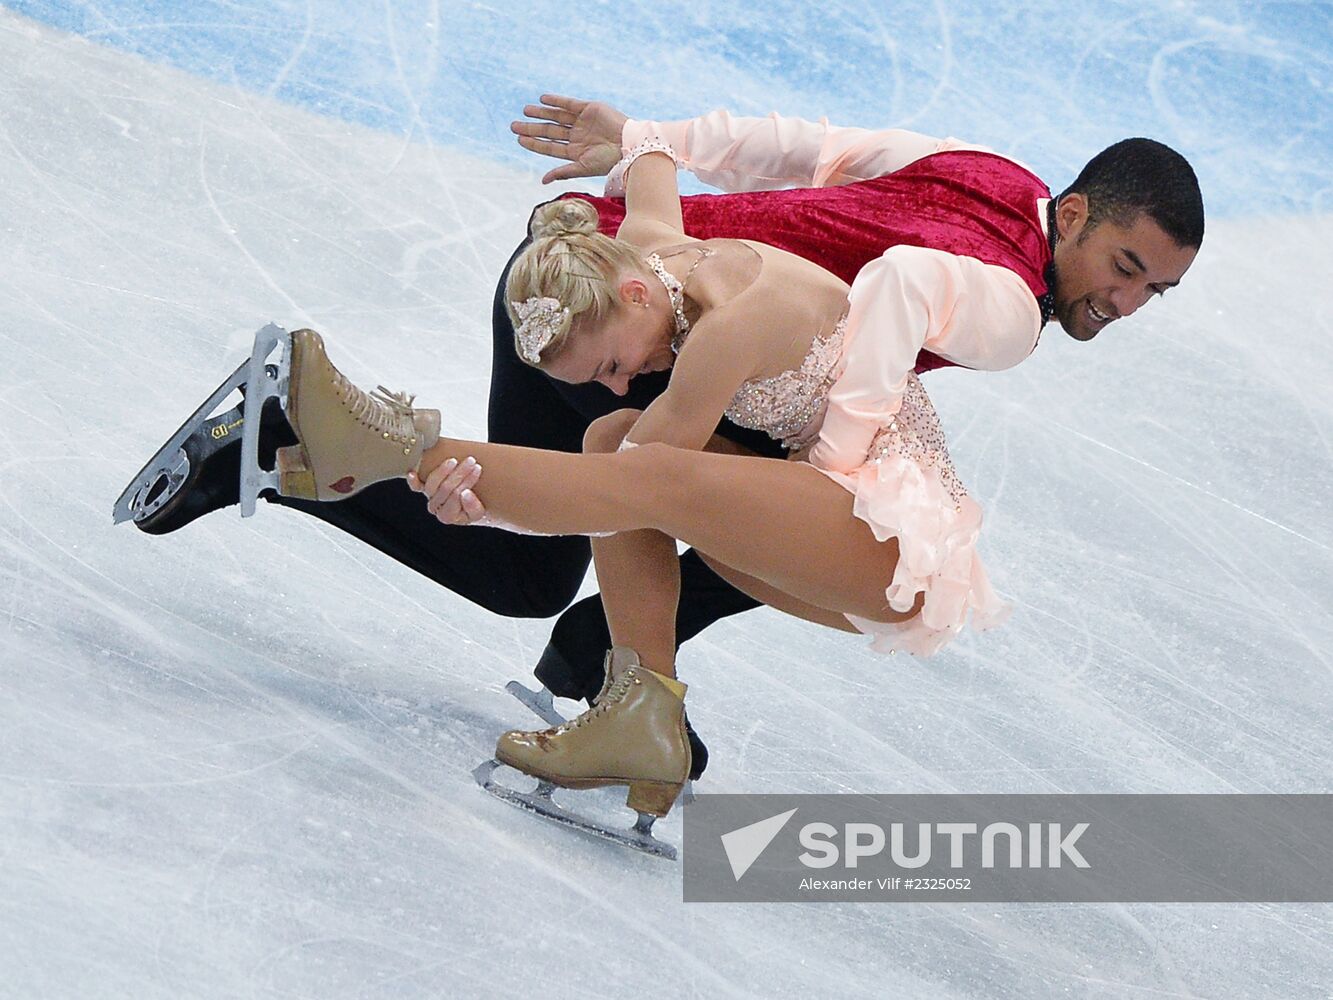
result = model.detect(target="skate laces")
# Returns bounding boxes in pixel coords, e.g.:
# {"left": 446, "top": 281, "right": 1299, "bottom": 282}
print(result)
{"left": 592, "top": 668, "right": 617, "bottom": 706}
{"left": 328, "top": 360, "right": 418, "bottom": 438}
{"left": 368, "top": 386, "right": 431, "bottom": 446}
{"left": 371, "top": 385, "right": 419, "bottom": 419}
{"left": 557, "top": 668, "right": 638, "bottom": 733}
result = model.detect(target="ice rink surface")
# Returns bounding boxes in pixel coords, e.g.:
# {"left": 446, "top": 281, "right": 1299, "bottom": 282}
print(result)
{"left": 0, "top": 2, "right": 1330, "bottom": 997}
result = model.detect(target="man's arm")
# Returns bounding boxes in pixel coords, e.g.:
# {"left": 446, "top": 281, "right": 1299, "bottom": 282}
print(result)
{"left": 513, "top": 95, "right": 990, "bottom": 191}
{"left": 618, "top": 110, "right": 982, "bottom": 191}
{"left": 811, "top": 247, "right": 1040, "bottom": 474}
{"left": 512, "top": 95, "right": 628, "bottom": 184}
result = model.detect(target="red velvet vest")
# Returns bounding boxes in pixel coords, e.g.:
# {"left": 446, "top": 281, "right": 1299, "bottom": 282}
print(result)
{"left": 568, "top": 150, "right": 1052, "bottom": 373}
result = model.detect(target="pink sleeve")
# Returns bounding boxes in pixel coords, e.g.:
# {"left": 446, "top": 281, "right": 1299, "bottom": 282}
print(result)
{"left": 809, "top": 247, "right": 1041, "bottom": 473}
{"left": 621, "top": 111, "right": 989, "bottom": 191}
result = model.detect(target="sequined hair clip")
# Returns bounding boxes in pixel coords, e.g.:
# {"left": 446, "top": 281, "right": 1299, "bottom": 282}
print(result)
{"left": 513, "top": 296, "right": 568, "bottom": 364}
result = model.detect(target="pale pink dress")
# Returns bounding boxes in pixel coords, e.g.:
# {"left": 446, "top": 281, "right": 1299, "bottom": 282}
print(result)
{"left": 706, "top": 308, "right": 1010, "bottom": 659}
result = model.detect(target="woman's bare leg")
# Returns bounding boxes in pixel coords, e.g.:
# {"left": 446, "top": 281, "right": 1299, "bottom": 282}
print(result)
{"left": 580, "top": 412, "right": 776, "bottom": 676}
{"left": 415, "top": 437, "right": 915, "bottom": 631}
{"left": 585, "top": 414, "right": 859, "bottom": 674}
{"left": 696, "top": 553, "right": 860, "bottom": 633}
{"left": 583, "top": 411, "right": 678, "bottom": 675}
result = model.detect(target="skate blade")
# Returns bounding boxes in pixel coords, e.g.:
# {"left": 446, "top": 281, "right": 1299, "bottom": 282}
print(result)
{"left": 504, "top": 680, "right": 567, "bottom": 727}
{"left": 505, "top": 680, "right": 695, "bottom": 805}
{"left": 239, "top": 324, "right": 291, "bottom": 517}
{"left": 472, "top": 758, "right": 677, "bottom": 861}
{"left": 113, "top": 357, "right": 249, "bottom": 525}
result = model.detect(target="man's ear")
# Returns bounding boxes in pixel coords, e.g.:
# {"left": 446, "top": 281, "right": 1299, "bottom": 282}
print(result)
{"left": 1056, "top": 192, "right": 1090, "bottom": 242}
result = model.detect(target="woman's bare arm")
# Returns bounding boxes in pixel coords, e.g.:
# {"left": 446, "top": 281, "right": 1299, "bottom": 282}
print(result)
{"left": 618, "top": 150, "right": 686, "bottom": 239}
{"left": 620, "top": 295, "right": 775, "bottom": 452}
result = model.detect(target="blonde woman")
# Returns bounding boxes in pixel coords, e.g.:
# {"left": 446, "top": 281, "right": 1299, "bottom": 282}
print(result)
{"left": 254, "top": 136, "right": 1016, "bottom": 817}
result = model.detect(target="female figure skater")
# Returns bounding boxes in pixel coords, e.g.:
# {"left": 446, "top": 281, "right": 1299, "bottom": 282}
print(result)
{"left": 265, "top": 137, "right": 1007, "bottom": 817}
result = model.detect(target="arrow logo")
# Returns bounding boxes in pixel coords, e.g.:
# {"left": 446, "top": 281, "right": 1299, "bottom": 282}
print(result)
{"left": 720, "top": 808, "right": 798, "bottom": 880}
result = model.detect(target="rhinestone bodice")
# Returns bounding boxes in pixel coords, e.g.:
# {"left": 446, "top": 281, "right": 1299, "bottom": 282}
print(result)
{"left": 866, "top": 373, "right": 967, "bottom": 508}
{"left": 699, "top": 317, "right": 970, "bottom": 509}
{"left": 714, "top": 317, "right": 847, "bottom": 449}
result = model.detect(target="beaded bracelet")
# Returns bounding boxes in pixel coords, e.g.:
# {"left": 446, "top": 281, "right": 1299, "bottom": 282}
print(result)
{"left": 604, "top": 137, "right": 680, "bottom": 198}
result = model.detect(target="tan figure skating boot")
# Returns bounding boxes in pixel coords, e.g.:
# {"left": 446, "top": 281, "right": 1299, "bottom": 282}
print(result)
{"left": 276, "top": 329, "right": 441, "bottom": 500}
{"left": 495, "top": 647, "right": 692, "bottom": 817}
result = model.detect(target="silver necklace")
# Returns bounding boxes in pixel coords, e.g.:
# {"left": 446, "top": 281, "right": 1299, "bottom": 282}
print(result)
{"left": 647, "top": 248, "right": 713, "bottom": 353}
{"left": 646, "top": 253, "right": 689, "bottom": 350}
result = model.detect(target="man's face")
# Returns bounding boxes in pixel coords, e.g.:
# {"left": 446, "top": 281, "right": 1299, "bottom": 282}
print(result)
{"left": 1050, "top": 194, "right": 1198, "bottom": 341}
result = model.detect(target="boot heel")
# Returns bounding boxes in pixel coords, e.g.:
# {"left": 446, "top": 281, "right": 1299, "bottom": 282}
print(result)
{"left": 627, "top": 780, "right": 683, "bottom": 817}
{"left": 276, "top": 445, "right": 317, "bottom": 499}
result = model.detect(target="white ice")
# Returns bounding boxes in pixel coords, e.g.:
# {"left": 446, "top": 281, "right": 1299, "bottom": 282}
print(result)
{"left": 0, "top": 7, "right": 1329, "bottom": 999}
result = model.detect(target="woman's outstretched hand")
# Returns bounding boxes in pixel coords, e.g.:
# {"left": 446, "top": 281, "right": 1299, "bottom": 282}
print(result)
{"left": 406, "top": 457, "right": 487, "bottom": 525}
{"left": 511, "top": 94, "right": 628, "bottom": 184}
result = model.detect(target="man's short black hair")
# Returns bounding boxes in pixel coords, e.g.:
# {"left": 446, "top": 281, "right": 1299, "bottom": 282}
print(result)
{"left": 1059, "top": 138, "right": 1204, "bottom": 249}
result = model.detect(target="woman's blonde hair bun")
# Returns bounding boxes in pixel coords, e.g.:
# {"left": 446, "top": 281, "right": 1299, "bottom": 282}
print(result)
{"left": 529, "top": 198, "right": 600, "bottom": 240}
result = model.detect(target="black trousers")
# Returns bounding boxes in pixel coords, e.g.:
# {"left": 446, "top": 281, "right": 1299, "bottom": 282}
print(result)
{"left": 270, "top": 234, "right": 785, "bottom": 681}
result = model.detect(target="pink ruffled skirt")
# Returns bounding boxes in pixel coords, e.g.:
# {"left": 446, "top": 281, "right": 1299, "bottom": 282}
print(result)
{"left": 812, "top": 374, "right": 1010, "bottom": 657}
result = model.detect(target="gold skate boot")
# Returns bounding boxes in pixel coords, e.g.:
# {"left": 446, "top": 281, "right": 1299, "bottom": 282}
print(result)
{"left": 275, "top": 329, "right": 440, "bottom": 500}
{"left": 495, "top": 648, "right": 692, "bottom": 817}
